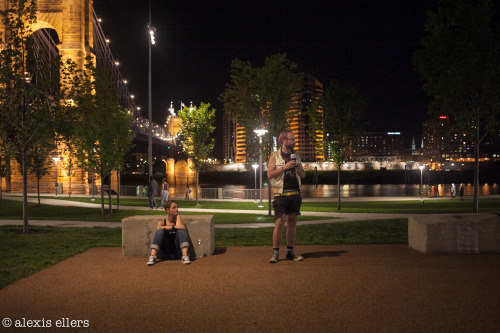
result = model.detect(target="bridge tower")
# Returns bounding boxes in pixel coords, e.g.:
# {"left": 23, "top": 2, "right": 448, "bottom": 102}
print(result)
{"left": 0, "top": 0, "right": 95, "bottom": 194}
{"left": 0, "top": 0, "right": 94, "bottom": 70}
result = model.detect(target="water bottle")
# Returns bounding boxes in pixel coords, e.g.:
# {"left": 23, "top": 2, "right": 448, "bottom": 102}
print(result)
{"left": 197, "top": 239, "right": 205, "bottom": 258}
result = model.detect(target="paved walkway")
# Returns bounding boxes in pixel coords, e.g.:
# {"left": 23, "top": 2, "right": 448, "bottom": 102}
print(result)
{"left": 1, "top": 245, "right": 499, "bottom": 332}
{"left": 1, "top": 196, "right": 417, "bottom": 229}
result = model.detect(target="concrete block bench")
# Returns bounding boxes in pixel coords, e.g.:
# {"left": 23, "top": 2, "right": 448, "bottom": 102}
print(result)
{"left": 122, "top": 215, "right": 214, "bottom": 258}
{"left": 408, "top": 214, "right": 500, "bottom": 254}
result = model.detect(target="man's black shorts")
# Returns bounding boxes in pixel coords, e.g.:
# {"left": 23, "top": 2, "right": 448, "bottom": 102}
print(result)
{"left": 272, "top": 194, "right": 302, "bottom": 217}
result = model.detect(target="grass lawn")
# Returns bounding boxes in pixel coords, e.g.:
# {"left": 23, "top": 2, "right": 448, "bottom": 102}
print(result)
{"left": 5, "top": 195, "right": 500, "bottom": 214}
{"left": 0, "top": 218, "right": 406, "bottom": 289}
{"left": 216, "top": 218, "right": 408, "bottom": 246}
{"left": 0, "top": 226, "right": 121, "bottom": 290}
{"left": 301, "top": 198, "right": 500, "bottom": 214}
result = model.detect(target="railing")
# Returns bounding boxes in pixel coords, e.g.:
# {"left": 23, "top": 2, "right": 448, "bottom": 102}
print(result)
{"left": 1, "top": 182, "right": 271, "bottom": 200}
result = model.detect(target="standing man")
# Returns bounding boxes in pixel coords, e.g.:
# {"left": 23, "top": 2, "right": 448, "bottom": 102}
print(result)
{"left": 148, "top": 176, "right": 159, "bottom": 209}
{"left": 267, "top": 131, "right": 306, "bottom": 263}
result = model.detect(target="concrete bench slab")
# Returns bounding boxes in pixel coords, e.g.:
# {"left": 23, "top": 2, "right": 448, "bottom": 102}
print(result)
{"left": 408, "top": 214, "right": 500, "bottom": 254}
{"left": 122, "top": 215, "right": 214, "bottom": 258}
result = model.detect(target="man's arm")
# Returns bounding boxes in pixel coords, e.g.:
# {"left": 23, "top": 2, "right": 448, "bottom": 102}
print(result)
{"left": 295, "top": 163, "right": 306, "bottom": 179}
{"left": 267, "top": 154, "right": 297, "bottom": 179}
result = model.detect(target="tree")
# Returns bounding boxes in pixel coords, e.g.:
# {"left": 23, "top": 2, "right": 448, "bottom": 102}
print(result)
{"left": 0, "top": 143, "right": 8, "bottom": 201}
{"left": 66, "top": 57, "right": 134, "bottom": 218}
{"left": 29, "top": 134, "right": 56, "bottom": 205}
{"left": 413, "top": 0, "right": 500, "bottom": 213}
{"left": 220, "top": 53, "right": 303, "bottom": 213}
{"left": 0, "top": 0, "right": 63, "bottom": 232}
{"left": 61, "top": 143, "right": 77, "bottom": 198}
{"left": 308, "top": 80, "right": 364, "bottom": 210}
{"left": 220, "top": 53, "right": 303, "bottom": 157}
{"left": 178, "top": 102, "right": 216, "bottom": 205}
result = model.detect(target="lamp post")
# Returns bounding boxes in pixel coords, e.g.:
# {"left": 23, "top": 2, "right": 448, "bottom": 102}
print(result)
{"left": 252, "top": 164, "right": 259, "bottom": 202}
{"left": 254, "top": 129, "right": 267, "bottom": 208}
{"left": 419, "top": 165, "right": 425, "bottom": 206}
{"left": 52, "top": 157, "right": 60, "bottom": 197}
{"left": 147, "top": 0, "right": 156, "bottom": 179}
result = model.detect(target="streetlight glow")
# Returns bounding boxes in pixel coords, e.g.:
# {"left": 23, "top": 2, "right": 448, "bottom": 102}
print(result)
{"left": 418, "top": 165, "right": 425, "bottom": 206}
{"left": 252, "top": 164, "right": 259, "bottom": 202}
{"left": 52, "top": 157, "right": 60, "bottom": 197}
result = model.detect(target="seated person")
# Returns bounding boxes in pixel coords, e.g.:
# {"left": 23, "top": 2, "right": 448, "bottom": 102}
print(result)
{"left": 147, "top": 201, "right": 191, "bottom": 265}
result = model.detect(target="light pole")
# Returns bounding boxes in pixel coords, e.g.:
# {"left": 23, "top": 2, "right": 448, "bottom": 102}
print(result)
{"left": 52, "top": 157, "right": 60, "bottom": 197}
{"left": 254, "top": 129, "right": 267, "bottom": 208}
{"left": 419, "top": 165, "right": 425, "bottom": 206}
{"left": 147, "top": 0, "right": 156, "bottom": 179}
{"left": 252, "top": 164, "right": 258, "bottom": 202}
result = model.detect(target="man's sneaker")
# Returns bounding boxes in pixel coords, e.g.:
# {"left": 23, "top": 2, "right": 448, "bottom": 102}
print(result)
{"left": 286, "top": 251, "right": 304, "bottom": 261}
{"left": 147, "top": 255, "right": 157, "bottom": 266}
{"left": 181, "top": 255, "right": 191, "bottom": 265}
{"left": 269, "top": 251, "right": 279, "bottom": 263}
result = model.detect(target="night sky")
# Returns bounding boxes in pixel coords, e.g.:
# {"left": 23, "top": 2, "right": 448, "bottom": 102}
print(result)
{"left": 93, "top": 0, "right": 438, "bottom": 156}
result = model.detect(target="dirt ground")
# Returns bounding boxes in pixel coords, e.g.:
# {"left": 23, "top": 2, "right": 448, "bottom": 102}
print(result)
{"left": 0, "top": 245, "right": 499, "bottom": 332}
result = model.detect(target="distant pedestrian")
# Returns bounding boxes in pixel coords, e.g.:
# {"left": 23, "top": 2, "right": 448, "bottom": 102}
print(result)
{"left": 433, "top": 185, "right": 439, "bottom": 197}
{"left": 427, "top": 185, "right": 432, "bottom": 198}
{"left": 160, "top": 178, "right": 169, "bottom": 208}
{"left": 450, "top": 183, "right": 456, "bottom": 199}
{"left": 185, "top": 185, "right": 191, "bottom": 200}
{"left": 313, "top": 166, "right": 319, "bottom": 187}
{"left": 459, "top": 184, "right": 465, "bottom": 201}
{"left": 148, "top": 176, "right": 159, "bottom": 209}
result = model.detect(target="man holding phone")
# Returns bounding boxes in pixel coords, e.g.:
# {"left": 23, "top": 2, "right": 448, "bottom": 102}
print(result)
{"left": 267, "top": 131, "right": 306, "bottom": 263}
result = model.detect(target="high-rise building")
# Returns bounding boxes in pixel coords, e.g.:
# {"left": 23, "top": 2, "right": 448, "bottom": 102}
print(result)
{"left": 422, "top": 116, "right": 474, "bottom": 163}
{"left": 351, "top": 131, "right": 406, "bottom": 162}
{"left": 222, "top": 73, "right": 324, "bottom": 163}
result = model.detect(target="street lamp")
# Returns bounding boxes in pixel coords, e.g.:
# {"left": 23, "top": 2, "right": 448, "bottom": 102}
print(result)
{"left": 419, "top": 165, "right": 425, "bottom": 206}
{"left": 254, "top": 129, "right": 267, "bottom": 208}
{"left": 252, "top": 164, "right": 259, "bottom": 202}
{"left": 147, "top": 0, "right": 156, "bottom": 179}
{"left": 52, "top": 157, "right": 60, "bottom": 197}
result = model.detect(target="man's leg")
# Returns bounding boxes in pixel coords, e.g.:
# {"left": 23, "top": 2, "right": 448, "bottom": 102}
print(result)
{"left": 285, "top": 196, "right": 304, "bottom": 261}
{"left": 286, "top": 214, "right": 298, "bottom": 247}
{"left": 269, "top": 214, "right": 285, "bottom": 263}
{"left": 273, "top": 214, "right": 286, "bottom": 248}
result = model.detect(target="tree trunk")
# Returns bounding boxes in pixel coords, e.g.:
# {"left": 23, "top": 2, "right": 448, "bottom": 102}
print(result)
{"left": 195, "top": 171, "right": 199, "bottom": 205}
{"left": 37, "top": 175, "right": 41, "bottom": 206}
{"left": 108, "top": 173, "right": 112, "bottom": 215}
{"left": 473, "top": 126, "right": 480, "bottom": 213}
{"left": 337, "top": 167, "right": 341, "bottom": 211}
{"left": 116, "top": 171, "right": 120, "bottom": 210}
{"left": 100, "top": 172, "right": 105, "bottom": 219}
{"left": 22, "top": 150, "right": 29, "bottom": 233}
{"left": 268, "top": 185, "right": 272, "bottom": 217}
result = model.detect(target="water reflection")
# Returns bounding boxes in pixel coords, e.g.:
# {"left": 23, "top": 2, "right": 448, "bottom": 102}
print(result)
{"left": 300, "top": 183, "right": 499, "bottom": 198}
{"left": 183, "top": 183, "right": 498, "bottom": 199}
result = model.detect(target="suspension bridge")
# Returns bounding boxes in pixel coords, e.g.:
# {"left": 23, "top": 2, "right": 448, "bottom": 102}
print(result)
{"left": 25, "top": 2, "right": 184, "bottom": 160}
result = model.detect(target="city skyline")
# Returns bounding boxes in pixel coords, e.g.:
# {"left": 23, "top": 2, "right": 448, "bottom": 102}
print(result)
{"left": 94, "top": 0, "right": 437, "bottom": 154}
